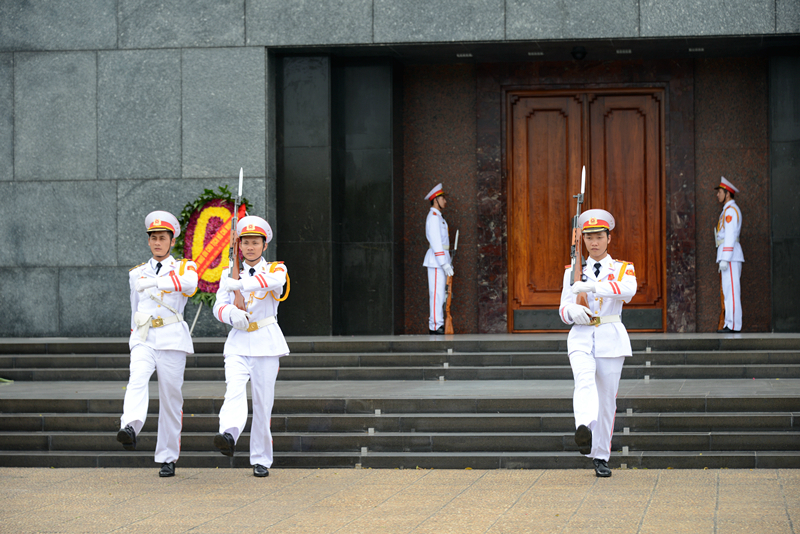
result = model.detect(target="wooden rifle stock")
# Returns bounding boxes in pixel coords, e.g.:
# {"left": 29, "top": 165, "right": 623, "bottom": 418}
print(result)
{"left": 444, "top": 276, "right": 454, "bottom": 334}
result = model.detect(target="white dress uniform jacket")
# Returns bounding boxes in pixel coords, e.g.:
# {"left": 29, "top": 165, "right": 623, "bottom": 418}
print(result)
{"left": 559, "top": 255, "right": 638, "bottom": 358}
{"left": 715, "top": 199, "right": 744, "bottom": 263}
{"left": 128, "top": 256, "right": 198, "bottom": 353}
{"left": 423, "top": 208, "right": 451, "bottom": 268}
{"left": 213, "top": 258, "right": 290, "bottom": 357}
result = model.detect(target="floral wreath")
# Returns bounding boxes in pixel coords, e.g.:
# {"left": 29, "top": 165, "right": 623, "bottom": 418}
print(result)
{"left": 173, "top": 186, "right": 252, "bottom": 308}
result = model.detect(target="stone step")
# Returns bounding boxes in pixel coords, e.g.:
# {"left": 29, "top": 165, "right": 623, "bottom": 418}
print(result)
{"left": 2, "top": 335, "right": 800, "bottom": 356}
{"left": 2, "top": 412, "right": 796, "bottom": 433}
{"left": 0, "top": 449, "right": 798, "bottom": 470}
{"left": 3, "top": 363, "right": 799, "bottom": 382}
{"left": 1, "top": 350, "right": 798, "bottom": 370}
{"left": 2, "top": 430, "right": 798, "bottom": 454}
{"left": 2, "top": 393, "right": 798, "bottom": 415}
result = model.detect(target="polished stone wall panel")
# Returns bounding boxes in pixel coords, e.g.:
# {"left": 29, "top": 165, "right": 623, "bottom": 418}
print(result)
{"left": 98, "top": 50, "right": 182, "bottom": 180}
{"left": 777, "top": 0, "right": 800, "bottom": 33}
{"left": 282, "top": 57, "right": 331, "bottom": 148}
{"left": 0, "top": 268, "right": 60, "bottom": 336}
{"left": 116, "top": 178, "right": 267, "bottom": 266}
{"left": 118, "top": 0, "right": 244, "bottom": 49}
{"left": 403, "top": 64, "right": 478, "bottom": 335}
{"left": 182, "top": 48, "right": 265, "bottom": 178}
{"left": 770, "top": 57, "right": 800, "bottom": 145}
{"left": 276, "top": 242, "right": 332, "bottom": 336}
{"left": 641, "top": 0, "right": 774, "bottom": 37}
{"left": 374, "top": 0, "right": 504, "bottom": 43}
{"left": 279, "top": 147, "right": 332, "bottom": 243}
{"left": 0, "top": 54, "right": 12, "bottom": 181}
{"left": 695, "top": 57, "right": 770, "bottom": 333}
{"left": 506, "top": 0, "right": 639, "bottom": 40}
{"left": 59, "top": 268, "right": 131, "bottom": 337}
{"left": 341, "top": 149, "right": 394, "bottom": 243}
{"left": 247, "top": 0, "right": 372, "bottom": 46}
{"left": 0, "top": 181, "right": 117, "bottom": 267}
{"left": 14, "top": 52, "right": 97, "bottom": 181}
{"left": 0, "top": 0, "right": 117, "bottom": 52}
{"left": 340, "top": 243, "right": 393, "bottom": 334}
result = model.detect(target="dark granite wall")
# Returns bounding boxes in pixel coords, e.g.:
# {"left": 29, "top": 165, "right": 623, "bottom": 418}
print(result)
{"left": 695, "top": 57, "right": 771, "bottom": 332}
{"left": 770, "top": 57, "right": 800, "bottom": 332}
{"left": 403, "top": 64, "right": 478, "bottom": 335}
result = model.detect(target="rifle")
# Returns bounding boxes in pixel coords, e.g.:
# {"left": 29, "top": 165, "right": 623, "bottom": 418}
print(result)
{"left": 444, "top": 229, "right": 459, "bottom": 335}
{"left": 571, "top": 166, "right": 589, "bottom": 308}
{"left": 229, "top": 167, "right": 247, "bottom": 311}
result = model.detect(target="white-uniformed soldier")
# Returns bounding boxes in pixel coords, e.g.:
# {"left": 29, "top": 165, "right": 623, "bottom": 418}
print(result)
{"left": 118, "top": 210, "right": 199, "bottom": 478}
{"left": 212, "top": 215, "right": 289, "bottom": 478}
{"left": 559, "top": 209, "right": 637, "bottom": 478}
{"left": 714, "top": 177, "right": 744, "bottom": 333}
{"left": 423, "top": 183, "right": 454, "bottom": 334}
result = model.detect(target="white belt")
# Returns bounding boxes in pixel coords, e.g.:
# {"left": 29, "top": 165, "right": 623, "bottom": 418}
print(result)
{"left": 133, "top": 311, "right": 184, "bottom": 341}
{"left": 429, "top": 245, "right": 450, "bottom": 250}
{"left": 590, "top": 315, "right": 620, "bottom": 327}
{"left": 234, "top": 315, "right": 277, "bottom": 332}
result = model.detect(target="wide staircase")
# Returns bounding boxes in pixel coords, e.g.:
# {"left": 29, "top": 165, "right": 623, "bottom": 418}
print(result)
{"left": 0, "top": 335, "right": 798, "bottom": 470}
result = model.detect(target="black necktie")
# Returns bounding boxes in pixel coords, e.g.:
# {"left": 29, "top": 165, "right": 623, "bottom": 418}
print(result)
{"left": 155, "top": 262, "right": 162, "bottom": 274}
{"left": 594, "top": 262, "right": 601, "bottom": 278}
{"left": 249, "top": 268, "right": 256, "bottom": 276}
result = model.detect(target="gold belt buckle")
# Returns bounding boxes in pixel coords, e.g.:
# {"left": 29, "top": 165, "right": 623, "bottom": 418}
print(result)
{"left": 151, "top": 317, "right": 164, "bottom": 328}
{"left": 590, "top": 316, "right": 601, "bottom": 327}
{"left": 246, "top": 322, "right": 259, "bottom": 332}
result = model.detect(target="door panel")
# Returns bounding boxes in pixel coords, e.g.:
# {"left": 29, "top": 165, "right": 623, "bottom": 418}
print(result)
{"left": 508, "top": 89, "right": 665, "bottom": 331}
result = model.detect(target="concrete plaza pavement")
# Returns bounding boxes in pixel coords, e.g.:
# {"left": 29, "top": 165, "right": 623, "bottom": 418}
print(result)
{"left": 2, "top": 467, "right": 799, "bottom": 533}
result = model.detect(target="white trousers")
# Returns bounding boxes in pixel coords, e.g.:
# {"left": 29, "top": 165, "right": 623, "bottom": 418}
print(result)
{"left": 427, "top": 266, "right": 446, "bottom": 331}
{"left": 120, "top": 345, "right": 186, "bottom": 464}
{"left": 568, "top": 351, "right": 625, "bottom": 462}
{"left": 721, "top": 261, "right": 742, "bottom": 331}
{"left": 218, "top": 354, "right": 280, "bottom": 467}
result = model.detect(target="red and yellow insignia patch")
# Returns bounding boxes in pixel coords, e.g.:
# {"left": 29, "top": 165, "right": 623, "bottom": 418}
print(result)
{"left": 726, "top": 215, "right": 732, "bottom": 223}
{"left": 626, "top": 269, "right": 634, "bottom": 276}
{"left": 608, "top": 274, "right": 615, "bottom": 280}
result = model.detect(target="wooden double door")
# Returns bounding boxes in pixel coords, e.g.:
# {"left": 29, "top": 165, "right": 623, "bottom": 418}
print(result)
{"left": 507, "top": 89, "right": 665, "bottom": 331}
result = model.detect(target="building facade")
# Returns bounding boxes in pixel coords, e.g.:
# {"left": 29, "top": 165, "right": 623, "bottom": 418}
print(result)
{"left": 0, "top": 1, "right": 798, "bottom": 337}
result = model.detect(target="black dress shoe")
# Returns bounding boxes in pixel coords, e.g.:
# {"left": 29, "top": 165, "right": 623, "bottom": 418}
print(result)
{"left": 433, "top": 326, "right": 445, "bottom": 335}
{"left": 593, "top": 458, "right": 612, "bottom": 477}
{"left": 253, "top": 464, "right": 269, "bottom": 477}
{"left": 214, "top": 432, "right": 235, "bottom": 457}
{"left": 116, "top": 425, "right": 136, "bottom": 451}
{"left": 717, "top": 327, "right": 732, "bottom": 333}
{"left": 574, "top": 424, "right": 592, "bottom": 455}
{"left": 159, "top": 462, "right": 175, "bottom": 478}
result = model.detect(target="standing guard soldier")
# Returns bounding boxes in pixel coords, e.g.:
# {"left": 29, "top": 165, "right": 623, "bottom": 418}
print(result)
{"left": 559, "top": 209, "right": 637, "bottom": 478}
{"left": 714, "top": 177, "right": 744, "bottom": 332}
{"left": 213, "top": 215, "right": 290, "bottom": 478}
{"left": 118, "top": 211, "right": 199, "bottom": 478}
{"left": 423, "top": 183, "right": 454, "bottom": 334}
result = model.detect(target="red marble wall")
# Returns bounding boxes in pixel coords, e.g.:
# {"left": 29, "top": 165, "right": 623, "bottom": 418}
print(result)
{"left": 401, "top": 57, "right": 771, "bottom": 333}
{"left": 694, "top": 57, "right": 771, "bottom": 332}
{"left": 402, "top": 64, "right": 478, "bottom": 334}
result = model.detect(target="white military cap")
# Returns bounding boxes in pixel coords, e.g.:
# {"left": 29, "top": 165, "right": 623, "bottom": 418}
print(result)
{"left": 237, "top": 215, "right": 273, "bottom": 243}
{"left": 715, "top": 176, "right": 739, "bottom": 194}
{"left": 578, "top": 209, "right": 615, "bottom": 233}
{"left": 145, "top": 210, "right": 180, "bottom": 238}
{"left": 425, "top": 183, "right": 444, "bottom": 201}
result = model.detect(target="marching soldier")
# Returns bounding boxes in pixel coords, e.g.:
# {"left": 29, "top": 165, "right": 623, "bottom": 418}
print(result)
{"left": 714, "top": 177, "right": 744, "bottom": 333}
{"left": 118, "top": 211, "right": 198, "bottom": 478}
{"left": 423, "top": 183, "right": 454, "bottom": 334}
{"left": 559, "top": 209, "right": 637, "bottom": 478}
{"left": 213, "top": 215, "right": 290, "bottom": 478}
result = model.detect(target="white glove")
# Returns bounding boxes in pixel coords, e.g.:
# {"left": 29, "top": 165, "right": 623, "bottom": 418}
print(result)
{"left": 443, "top": 263, "right": 454, "bottom": 277}
{"left": 718, "top": 260, "right": 729, "bottom": 272}
{"left": 571, "top": 281, "right": 597, "bottom": 295}
{"left": 229, "top": 307, "right": 251, "bottom": 330}
{"left": 135, "top": 277, "right": 158, "bottom": 293}
{"left": 566, "top": 303, "right": 592, "bottom": 325}
{"left": 220, "top": 274, "right": 243, "bottom": 292}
